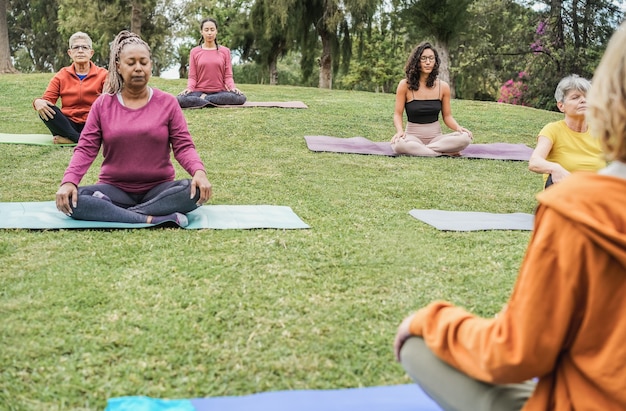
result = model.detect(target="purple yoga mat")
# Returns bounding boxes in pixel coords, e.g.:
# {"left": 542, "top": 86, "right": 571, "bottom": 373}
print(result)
{"left": 304, "top": 136, "right": 532, "bottom": 161}
{"left": 304, "top": 135, "right": 398, "bottom": 156}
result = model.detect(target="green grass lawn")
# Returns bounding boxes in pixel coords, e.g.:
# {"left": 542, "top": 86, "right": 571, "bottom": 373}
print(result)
{"left": 0, "top": 74, "right": 561, "bottom": 410}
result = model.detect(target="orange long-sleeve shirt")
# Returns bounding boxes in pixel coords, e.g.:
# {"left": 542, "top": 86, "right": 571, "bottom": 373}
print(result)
{"left": 35, "top": 62, "right": 108, "bottom": 124}
{"left": 410, "top": 172, "right": 626, "bottom": 410}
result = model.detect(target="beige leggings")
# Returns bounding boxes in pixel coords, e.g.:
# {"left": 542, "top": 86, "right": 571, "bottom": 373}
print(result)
{"left": 400, "top": 337, "right": 536, "bottom": 411}
{"left": 392, "top": 122, "right": 471, "bottom": 156}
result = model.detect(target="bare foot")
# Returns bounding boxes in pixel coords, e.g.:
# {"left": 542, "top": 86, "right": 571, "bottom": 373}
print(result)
{"left": 53, "top": 136, "right": 75, "bottom": 145}
{"left": 443, "top": 152, "right": 462, "bottom": 157}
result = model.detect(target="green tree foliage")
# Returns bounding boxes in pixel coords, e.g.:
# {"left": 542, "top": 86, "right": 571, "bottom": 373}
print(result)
{"left": 402, "top": 0, "right": 473, "bottom": 87}
{"left": 453, "top": 0, "right": 623, "bottom": 110}
{"left": 8, "top": 0, "right": 66, "bottom": 71}
{"left": 453, "top": 0, "right": 537, "bottom": 102}
{"left": 174, "top": 0, "right": 253, "bottom": 78}
{"left": 4, "top": 0, "right": 624, "bottom": 109}
{"left": 338, "top": 5, "right": 406, "bottom": 93}
{"left": 56, "top": 0, "right": 176, "bottom": 74}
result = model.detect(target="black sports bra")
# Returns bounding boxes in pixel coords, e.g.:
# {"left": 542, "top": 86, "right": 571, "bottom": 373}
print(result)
{"left": 405, "top": 99, "right": 442, "bottom": 124}
{"left": 404, "top": 83, "right": 442, "bottom": 124}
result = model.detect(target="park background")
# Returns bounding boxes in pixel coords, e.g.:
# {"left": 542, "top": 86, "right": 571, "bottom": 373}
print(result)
{"left": 0, "top": 1, "right": 624, "bottom": 410}
{"left": 1, "top": 0, "right": 625, "bottom": 109}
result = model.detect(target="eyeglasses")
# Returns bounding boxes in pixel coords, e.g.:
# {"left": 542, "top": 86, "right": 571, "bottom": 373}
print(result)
{"left": 420, "top": 56, "right": 435, "bottom": 62}
{"left": 70, "top": 45, "right": 91, "bottom": 51}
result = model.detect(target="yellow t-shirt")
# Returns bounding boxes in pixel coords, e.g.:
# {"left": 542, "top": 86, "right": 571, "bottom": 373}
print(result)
{"left": 539, "top": 120, "right": 606, "bottom": 184}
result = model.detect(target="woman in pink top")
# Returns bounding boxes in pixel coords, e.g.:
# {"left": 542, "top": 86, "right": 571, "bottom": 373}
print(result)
{"left": 55, "top": 31, "right": 212, "bottom": 227}
{"left": 177, "top": 18, "right": 246, "bottom": 109}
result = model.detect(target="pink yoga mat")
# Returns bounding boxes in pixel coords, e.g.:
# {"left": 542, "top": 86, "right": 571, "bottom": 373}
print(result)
{"left": 304, "top": 136, "right": 532, "bottom": 161}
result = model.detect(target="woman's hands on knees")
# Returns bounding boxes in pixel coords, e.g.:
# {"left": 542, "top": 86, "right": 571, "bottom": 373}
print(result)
{"left": 56, "top": 182, "right": 78, "bottom": 215}
{"left": 34, "top": 99, "right": 56, "bottom": 121}
{"left": 392, "top": 131, "right": 405, "bottom": 144}
{"left": 191, "top": 170, "right": 212, "bottom": 206}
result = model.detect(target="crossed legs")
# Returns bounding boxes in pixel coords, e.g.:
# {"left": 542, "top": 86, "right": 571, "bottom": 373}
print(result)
{"left": 399, "top": 337, "right": 535, "bottom": 411}
{"left": 69, "top": 180, "right": 200, "bottom": 224}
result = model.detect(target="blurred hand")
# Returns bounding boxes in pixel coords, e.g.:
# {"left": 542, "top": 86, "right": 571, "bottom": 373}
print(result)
{"left": 190, "top": 170, "right": 212, "bottom": 206}
{"left": 550, "top": 166, "right": 571, "bottom": 184}
{"left": 55, "top": 183, "right": 78, "bottom": 215}
{"left": 458, "top": 127, "right": 473, "bottom": 140}
{"left": 391, "top": 131, "right": 405, "bottom": 144}
{"left": 393, "top": 313, "right": 416, "bottom": 362}
{"left": 34, "top": 99, "right": 56, "bottom": 121}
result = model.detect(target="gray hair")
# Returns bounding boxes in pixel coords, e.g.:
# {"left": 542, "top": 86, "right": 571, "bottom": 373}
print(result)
{"left": 68, "top": 32, "right": 93, "bottom": 49}
{"left": 554, "top": 74, "right": 591, "bottom": 103}
{"left": 103, "top": 30, "right": 151, "bottom": 94}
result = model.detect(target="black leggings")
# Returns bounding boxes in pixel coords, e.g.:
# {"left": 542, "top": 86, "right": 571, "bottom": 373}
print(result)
{"left": 40, "top": 105, "right": 83, "bottom": 143}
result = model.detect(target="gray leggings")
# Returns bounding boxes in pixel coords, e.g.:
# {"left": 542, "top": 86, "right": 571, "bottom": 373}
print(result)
{"left": 400, "top": 337, "right": 535, "bottom": 411}
{"left": 70, "top": 180, "right": 199, "bottom": 223}
{"left": 177, "top": 91, "right": 247, "bottom": 108}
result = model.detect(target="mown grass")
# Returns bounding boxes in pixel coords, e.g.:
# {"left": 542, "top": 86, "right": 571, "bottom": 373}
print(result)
{"left": 0, "top": 74, "right": 561, "bottom": 410}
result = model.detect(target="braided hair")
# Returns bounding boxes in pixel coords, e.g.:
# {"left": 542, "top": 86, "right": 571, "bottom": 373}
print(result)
{"left": 104, "top": 30, "right": 151, "bottom": 94}
{"left": 199, "top": 18, "right": 220, "bottom": 49}
{"left": 405, "top": 42, "right": 439, "bottom": 91}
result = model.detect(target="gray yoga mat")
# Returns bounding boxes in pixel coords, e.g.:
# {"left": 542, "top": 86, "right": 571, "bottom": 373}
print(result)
{"left": 0, "top": 133, "right": 76, "bottom": 146}
{"left": 409, "top": 209, "right": 534, "bottom": 231}
{"left": 0, "top": 201, "right": 309, "bottom": 230}
{"left": 304, "top": 135, "right": 533, "bottom": 161}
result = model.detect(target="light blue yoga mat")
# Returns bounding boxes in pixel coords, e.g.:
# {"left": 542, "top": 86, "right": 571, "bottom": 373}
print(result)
{"left": 0, "top": 201, "right": 309, "bottom": 230}
{"left": 0, "top": 132, "right": 76, "bottom": 146}
{"left": 105, "top": 384, "right": 442, "bottom": 411}
{"left": 410, "top": 209, "right": 534, "bottom": 231}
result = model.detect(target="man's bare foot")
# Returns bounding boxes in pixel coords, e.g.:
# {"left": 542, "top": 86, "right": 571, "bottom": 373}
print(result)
{"left": 53, "top": 136, "right": 75, "bottom": 144}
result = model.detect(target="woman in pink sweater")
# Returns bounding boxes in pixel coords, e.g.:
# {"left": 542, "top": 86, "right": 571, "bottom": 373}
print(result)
{"left": 177, "top": 18, "right": 246, "bottom": 109}
{"left": 55, "top": 31, "right": 212, "bottom": 227}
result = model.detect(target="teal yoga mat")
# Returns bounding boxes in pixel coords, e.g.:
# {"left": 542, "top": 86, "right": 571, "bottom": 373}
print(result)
{"left": 0, "top": 133, "right": 76, "bottom": 146}
{"left": 0, "top": 201, "right": 309, "bottom": 230}
{"left": 410, "top": 209, "right": 534, "bottom": 231}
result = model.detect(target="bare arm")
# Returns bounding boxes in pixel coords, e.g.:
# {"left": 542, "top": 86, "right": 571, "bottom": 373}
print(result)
{"left": 391, "top": 80, "right": 407, "bottom": 143}
{"left": 528, "top": 136, "right": 569, "bottom": 182}
{"left": 440, "top": 80, "right": 472, "bottom": 139}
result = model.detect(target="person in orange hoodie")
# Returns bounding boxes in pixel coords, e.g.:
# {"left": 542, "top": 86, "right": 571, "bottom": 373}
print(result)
{"left": 32, "top": 32, "right": 107, "bottom": 144}
{"left": 393, "top": 20, "right": 626, "bottom": 411}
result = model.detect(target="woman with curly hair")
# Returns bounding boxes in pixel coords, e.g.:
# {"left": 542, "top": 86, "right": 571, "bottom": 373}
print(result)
{"left": 391, "top": 42, "right": 472, "bottom": 156}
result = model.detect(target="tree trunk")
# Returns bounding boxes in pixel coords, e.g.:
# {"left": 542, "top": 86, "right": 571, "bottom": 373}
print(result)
{"left": 269, "top": 58, "right": 278, "bottom": 85}
{"left": 0, "top": 0, "right": 18, "bottom": 73}
{"left": 433, "top": 40, "right": 453, "bottom": 97}
{"left": 131, "top": 0, "right": 142, "bottom": 36}
{"left": 550, "top": 0, "right": 565, "bottom": 76}
{"left": 318, "top": 30, "right": 332, "bottom": 89}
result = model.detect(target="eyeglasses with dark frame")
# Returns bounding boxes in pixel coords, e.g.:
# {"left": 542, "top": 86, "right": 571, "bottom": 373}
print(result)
{"left": 70, "top": 45, "right": 91, "bottom": 51}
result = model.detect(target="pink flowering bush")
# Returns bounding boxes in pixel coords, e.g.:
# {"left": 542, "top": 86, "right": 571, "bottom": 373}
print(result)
{"left": 498, "top": 72, "right": 529, "bottom": 106}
